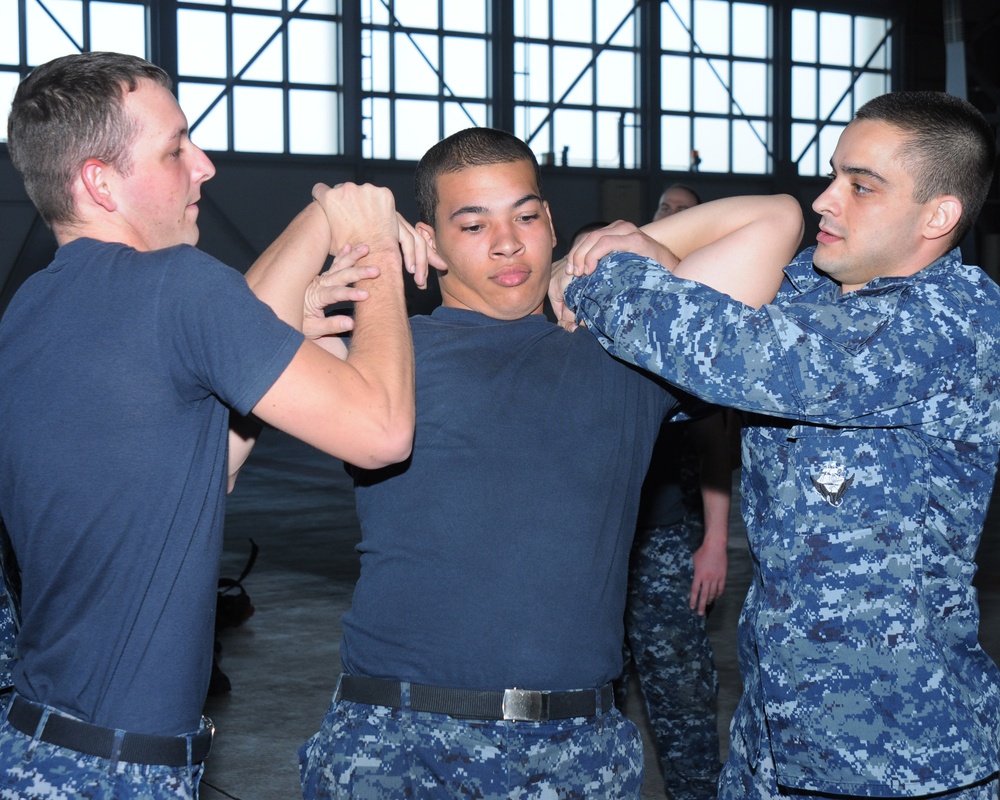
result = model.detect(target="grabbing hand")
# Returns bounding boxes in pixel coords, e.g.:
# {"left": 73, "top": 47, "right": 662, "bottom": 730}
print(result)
{"left": 302, "top": 243, "right": 376, "bottom": 358}
{"left": 565, "top": 220, "right": 680, "bottom": 277}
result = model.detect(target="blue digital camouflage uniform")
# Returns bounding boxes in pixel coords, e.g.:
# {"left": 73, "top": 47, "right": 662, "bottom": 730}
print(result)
{"left": 0, "top": 708, "right": 205, "bottom": 800}
{"left": 616, "top": 432, "right": 720, "bottom": 799}
{"left": 299, "top": 679, "right": 643, "bottom": 800}
{"left": 565, "top": 246, "right": 1000, "bottom": 797}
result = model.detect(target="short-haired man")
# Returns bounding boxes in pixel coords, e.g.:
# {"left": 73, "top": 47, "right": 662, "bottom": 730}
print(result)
{"left": 0, "top": 51, "right": 415, "bottom": 798}
{"left": 653, "top": 183, "right": 701, "bottom": 221}
{"left": 560, "top": 91, "right": 1000, "bottom": 798}
{"left": 297, "top": 127, "right": 803, "bottom": 799}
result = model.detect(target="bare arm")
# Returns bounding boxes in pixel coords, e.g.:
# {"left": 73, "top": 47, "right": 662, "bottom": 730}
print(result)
{"left": 229, "top": 183, "right": 415, "bottom": 488}
{"left": 688, "top": 412, "right": 735, "bottom": 616}
{"left": 554, "top": 194, "right": 804, "bottom": 325}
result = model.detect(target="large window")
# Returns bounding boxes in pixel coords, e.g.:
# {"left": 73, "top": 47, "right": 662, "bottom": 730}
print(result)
{"left": 0, "top": 0, "right": 149, "bottom": 136}
{"left": 514, "top": 0, "right": 641, "bottom": 169}
{"left": 176, "top": 0, "right": 343, "bottom": 155}
{"left": 1, "top": 1, "right": 898, "bottom": 177}
{"left": 790, "top": 8, "right": 892, "bottom": 176}
{"left": 660, "top": 0, "right": 772, "bottom": 174}
{"left": 361, "top": 0, "right": 490, "bottom": 161}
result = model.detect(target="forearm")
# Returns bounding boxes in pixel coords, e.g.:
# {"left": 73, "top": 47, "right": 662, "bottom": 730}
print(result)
{"left": 342, "top": 243, "right": 415, "bottom": 447}
{"left": 640, "top": 194, "right": 803, "bottom": 308}
{"left": 245, "top": 202, "right": 331, "bottom": 328}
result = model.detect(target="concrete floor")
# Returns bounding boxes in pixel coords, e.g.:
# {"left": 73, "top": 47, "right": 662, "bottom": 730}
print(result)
{"left": 200, "top": 428, "right": 1000, "bottom": 800}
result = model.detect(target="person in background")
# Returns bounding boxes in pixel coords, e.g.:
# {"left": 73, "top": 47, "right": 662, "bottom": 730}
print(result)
{"left": 654, "top": 183, "right": 701, "bottom": 221}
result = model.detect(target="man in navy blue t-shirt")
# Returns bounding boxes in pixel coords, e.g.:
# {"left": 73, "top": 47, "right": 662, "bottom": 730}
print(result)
{"left": 298, "top": 128, "right": 803, "bottom": 800}
{"left": 0, "top": 51, "right": 418, "bottom": 799}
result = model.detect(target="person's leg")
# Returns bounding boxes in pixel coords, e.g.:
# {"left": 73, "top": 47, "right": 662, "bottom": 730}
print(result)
{"left": 508, "top": 708, "right": 643, "bottom": 800}
{"left": 626, "top": 520, "right": 720, "bottom": 800}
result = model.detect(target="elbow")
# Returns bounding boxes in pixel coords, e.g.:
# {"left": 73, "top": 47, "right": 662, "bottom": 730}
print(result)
{"left": 360, "top": 414, "right": 415, "bottom": 469}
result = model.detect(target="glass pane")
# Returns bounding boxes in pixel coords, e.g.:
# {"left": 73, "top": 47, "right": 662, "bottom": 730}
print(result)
{"left": 301, "top": 0, "right": 339, "bottom": 13}
{"left": 732, "top": 61, "right": 766, "bottom": 117}
{"left": 443, "top": 36, "right": 486, "bottom": 97}
{"left": 819, "top": 69, "right": 852, "bottom": 122}
{"left": 395, "top": 32, "right": 439, "bottom": 95}
{"left": 363, "top": 0, "right": 389, "bottom": 26}
{"left": 794, "top": 126, "right": 818, "bottom": 176}
{"left": 517, "top": 105, "right": 551, "bottom": 154}
{"left": 791, "top": 66, "right": 817, "bottom": 119}
{"left": 819, "top": 13, "right": 852, "bottom": 67}
{"left": 515, "top": 0, "right": 549, "bottom": 38}
{"left": 233, "top": 0, "right": 280, "bottom": 9}
{"left": 444, "top": 0, "right": 486, "bottom": 33}
{"left": 553, "top": 0, "right": 591, "bottom": 43}
{"left": 394, "top": 0, "right": 436, "bottom": 29}
{"left": 819, "top": 123, "right": 846, "bottom": 173}
{"left": 732, "top": 3, "right": 766, "bottom": 59}
{"left": 394, "top": 99, "right": 439, "bottom": 160}
{"left": 444, "top": 101, "right": 486, "bottom": 136}
{"left": 855, "top": 17, "right": 887, "bottom": 68}
{"left": 732, "top": 118, "right": 768, "bottom": 173}
{"left": 661, "top": 0, "right": 692, "bottom": 52}
{"left": 660, "top": 114, "right": 691, "bottom": 171}
{"left": 290, "top": 19, "right": 339, "bottom": 85}
{"left": 178, "top": 10, "right": 227, "bottom": 78}
{"left": 596, "top": 50, "right": 635, "bottom": 107}
{"left": 363, "top": 96, "right": 391, "bottom": 158}
{"left": 90, "top": 3, "right": 146, "bottom": 57}
{"left": 290, "top": 89, "right": 339, "bottom": 154}
{"left": 27, "top": 0, "right": 82, "bottom": 65}
{"left": 179, "top": 82, "right": 229, "bottom": 151}
{"left": 693, "top": 58, "right": 729, "bottom": 114}
{"left": 366, "top": 30, "right": 390, "bottom": 92}
{"left": 597, "top": 0, "right": 635, "bottom": 46}
{"left": 0, "top": 0, "right": 21, "bottom": 64}
{"left": 0, "top": 71, "right": 21, "bottom": 141}
{"left": 693, "top": 0, "right": 729, "bottom": 56}
{"left": 553, "top": 45, "right": 593, "bottom": 105}
{"left": 692, "top": 116, "right": 729, "bottom": 172}
{"left": 854, "top": 71, "right": 888, "bottom": 108}
{"left": 233, "top": 86, "right": 283, "bottom": 152}
{"left": 553, "top": 108, "right": 593, "bottom": 166}
{"left": 661, "top": 55, "right": 691, "bottom": 111}
{"left": 516, "top": 43, "right": 550, "bottom": 103}
{"left": 596, "top": 109, "right": 633, "bottom": 168}
{"left": 233, "top": 14, "right": 284, "bottom": 82}
{"left": 791, "top": 9, "right": 816, "bottom": 63}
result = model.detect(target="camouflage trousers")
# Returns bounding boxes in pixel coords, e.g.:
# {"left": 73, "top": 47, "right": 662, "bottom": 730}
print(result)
{"left": 0, "top": 698, "right": 205, "bottom": 800}
{"left": 299, "top": 680, "right": 644, "bottom": 799}
{"left": 719, "top": 722, "right": 1000, "bottom": 799}
{"left": 615, "top": 520, "right": 720, "bottom": 800}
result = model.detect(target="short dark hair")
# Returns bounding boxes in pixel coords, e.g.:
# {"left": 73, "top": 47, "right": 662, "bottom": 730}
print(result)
{"left": 663, "top": 183, "right": 701, "bottom": 206}
{"left": 855, "top": 91, "right": 996, "bottom": 247}
{"left": 415, "top": 128, "right": 542, "bottom": 225}
{"left": 7, "top": 51, "right": 172, "bottom": 228}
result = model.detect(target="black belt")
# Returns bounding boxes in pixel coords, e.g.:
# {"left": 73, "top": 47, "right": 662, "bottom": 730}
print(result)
{"left": 6, "top": 696, "right": 213, "bottom": 767}
{"left": 338, "top": 675, "right": 614, "bottom": 722}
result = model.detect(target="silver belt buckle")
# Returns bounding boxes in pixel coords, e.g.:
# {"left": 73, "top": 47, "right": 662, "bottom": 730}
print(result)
{"left": 502, "top": 688, "right": 544, "bottom": 721}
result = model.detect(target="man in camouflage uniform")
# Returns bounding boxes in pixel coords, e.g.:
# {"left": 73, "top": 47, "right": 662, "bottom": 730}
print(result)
{"left": 559, "top": 91, "right": 1000, "bottom": 798}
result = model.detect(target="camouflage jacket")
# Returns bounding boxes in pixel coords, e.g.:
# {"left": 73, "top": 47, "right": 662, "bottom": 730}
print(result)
{"left": 566, "top": 247, "right": 1000, "bottom": 795}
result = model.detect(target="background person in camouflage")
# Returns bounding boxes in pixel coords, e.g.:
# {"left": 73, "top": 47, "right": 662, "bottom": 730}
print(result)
{"left": 297, "top": 128, "right": 803, "bottom": 800}
{"left": 610, "top": 184, "right": 734, "bottom": 800}
{"left": 557, "top": 91, "right": 1000, "bottom": 798}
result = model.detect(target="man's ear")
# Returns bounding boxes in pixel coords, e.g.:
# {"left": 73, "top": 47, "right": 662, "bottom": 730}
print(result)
{"left": 543, "top": 201, "right": 557, "bottom": 249}
{"left": 924, "top": 196, "right": 962, "bottom": 242}
{"left": 415, "top": 221, "right": 448, "bottom": 273}
{"left": 80, "top": 158, "right": 117, "bottom": 213}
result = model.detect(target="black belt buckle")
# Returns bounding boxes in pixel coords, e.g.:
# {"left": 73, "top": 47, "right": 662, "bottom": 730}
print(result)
{"left": 502, "top": 689, "right": 545, "bottom": 721}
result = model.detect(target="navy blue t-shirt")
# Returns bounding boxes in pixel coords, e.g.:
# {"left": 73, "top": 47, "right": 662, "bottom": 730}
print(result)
{"left": 0, "top": 239, "right": 302, "bottom": 735}
{"left": 342, "top": 307, "right": 679, "bottom": 691}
